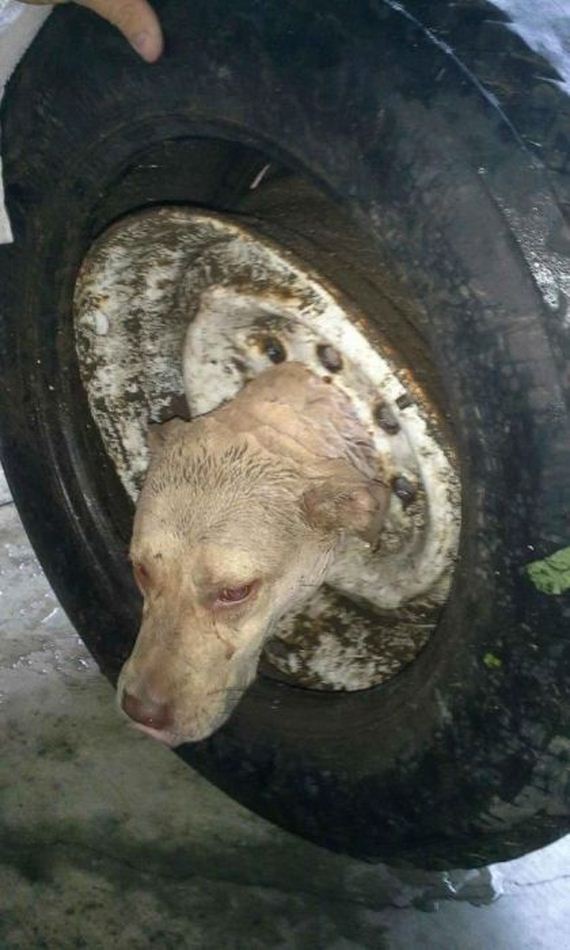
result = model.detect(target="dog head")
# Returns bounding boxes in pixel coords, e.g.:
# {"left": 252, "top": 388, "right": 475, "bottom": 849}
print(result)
{"left": 118, "top": 368, "right": 387, "bottom": 745}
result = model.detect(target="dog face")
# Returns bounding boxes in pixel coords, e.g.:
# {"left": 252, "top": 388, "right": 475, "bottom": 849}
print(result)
{"left": 118, "top": 367, "right": 387, "bottom": 746}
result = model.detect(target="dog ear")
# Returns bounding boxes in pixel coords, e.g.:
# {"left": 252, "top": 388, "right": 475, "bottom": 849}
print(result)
{"left": 147, "top": 417, "right": 188, "bottom": 455}
{"left": 302, "top": 462, "right": 389, "bottom": 543}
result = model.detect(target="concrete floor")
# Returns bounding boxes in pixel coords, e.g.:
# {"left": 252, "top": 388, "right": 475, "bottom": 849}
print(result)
{"left": 1, "top": 469, "right": 569, "bottom": 949}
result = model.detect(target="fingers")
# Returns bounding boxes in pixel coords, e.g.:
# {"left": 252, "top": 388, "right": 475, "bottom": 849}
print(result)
{"left": 76, "top": 0, "right": 164, "bottom": 62}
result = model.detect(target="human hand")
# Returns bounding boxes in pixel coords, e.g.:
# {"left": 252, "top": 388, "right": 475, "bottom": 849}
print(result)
{"left": 20, "top": 0, "right": 164, "bottom": 62}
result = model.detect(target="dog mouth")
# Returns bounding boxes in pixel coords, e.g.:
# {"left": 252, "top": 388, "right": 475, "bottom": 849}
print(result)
{"left": 126, "top": 707, "right": 235, "bottom": 747}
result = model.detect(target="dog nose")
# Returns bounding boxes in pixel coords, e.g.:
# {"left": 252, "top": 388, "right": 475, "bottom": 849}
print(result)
{"left": 121, "top": 690, "right": 173, "bottom": 731}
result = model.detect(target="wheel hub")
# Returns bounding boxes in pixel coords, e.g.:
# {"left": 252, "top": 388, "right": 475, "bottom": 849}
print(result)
{"left": 74, "top": 207, "right": 461, "bottom": 690}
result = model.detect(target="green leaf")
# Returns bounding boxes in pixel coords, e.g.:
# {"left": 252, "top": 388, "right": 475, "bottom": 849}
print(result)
{"left": 526, "top": 546, "right": 570, "bottom": 596}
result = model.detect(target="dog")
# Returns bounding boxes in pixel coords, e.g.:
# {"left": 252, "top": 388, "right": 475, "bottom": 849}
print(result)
{"left": 118, "top": 362, "right": 388, "bottom": 745}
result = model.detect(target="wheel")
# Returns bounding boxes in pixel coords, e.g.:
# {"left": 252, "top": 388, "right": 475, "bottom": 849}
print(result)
{"left": 1, "top": 0, "right": 569, "bottom": 869}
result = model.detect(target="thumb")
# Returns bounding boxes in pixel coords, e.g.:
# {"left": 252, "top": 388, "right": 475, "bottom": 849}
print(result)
{"left": 77, "top": 0, "right": 164, "bottom": 62}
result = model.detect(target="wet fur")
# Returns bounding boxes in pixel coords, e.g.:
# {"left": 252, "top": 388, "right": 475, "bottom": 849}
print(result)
{"left": 119, "top": 363, "right": 387, "bottom": 745}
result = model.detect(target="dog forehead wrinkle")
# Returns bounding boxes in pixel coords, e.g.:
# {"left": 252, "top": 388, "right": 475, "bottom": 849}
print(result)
{"left": 139, "top": 492, "right": 303, "bottom": 556}
{"left": 147, "top": 432, "right": 300, "bottom": 496}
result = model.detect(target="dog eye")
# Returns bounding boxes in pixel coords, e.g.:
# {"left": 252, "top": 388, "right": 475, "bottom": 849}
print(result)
{"left": 214, "top": 583, "right": 255, "bottom": 606}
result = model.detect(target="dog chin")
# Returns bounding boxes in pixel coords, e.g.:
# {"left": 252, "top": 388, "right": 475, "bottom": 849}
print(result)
{"left": 128, "top": 718, "right": 223, "bottom": 747}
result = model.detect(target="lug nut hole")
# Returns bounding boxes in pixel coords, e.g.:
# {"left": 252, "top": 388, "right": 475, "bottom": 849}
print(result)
{"left": 392, "top": 474, "right": 417, "bottom": 507}
{"left": 396, "top": 392, "right": 413, "bottom": 410}
{"left": 316, "top": 344, "right": 343, "bottom": 373}
{"left": 373, "top": 401, "right": 400, "bottom": 434}
{"left": 262, "top": 337, "right": 287, "bottom": 364}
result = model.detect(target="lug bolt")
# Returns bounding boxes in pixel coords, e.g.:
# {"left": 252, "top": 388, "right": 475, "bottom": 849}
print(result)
{"left": 373, "top": 401, "right": 400, "bottom": 435}
{"left": 392, "top": 474, "right": 418, "bottom": 507}
{"left": 316, "top": 344, "right": 343, "bottom": 373}
{"left": 262, "top": 336, "right": 287, "bottom": 364}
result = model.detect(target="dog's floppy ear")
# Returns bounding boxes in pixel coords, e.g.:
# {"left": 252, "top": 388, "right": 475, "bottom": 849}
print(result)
{"left": 147, "top": 418, "right": 188, "bottom": 455}
{"left": 302, "top": 461, "right": 389, "bottom": 544}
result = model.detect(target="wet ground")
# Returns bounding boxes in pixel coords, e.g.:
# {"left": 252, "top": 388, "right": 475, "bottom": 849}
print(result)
{"left": 0, "top": 468, "right": 569, "bottom": 948}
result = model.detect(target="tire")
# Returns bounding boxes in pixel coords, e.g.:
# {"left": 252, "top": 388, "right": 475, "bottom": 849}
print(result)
{"left": 1, "top": 0, "right": 569, "bottom": 869}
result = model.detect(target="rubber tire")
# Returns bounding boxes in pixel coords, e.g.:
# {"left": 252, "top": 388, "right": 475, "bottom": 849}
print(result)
{"left": 1, "top": 0, "right": 570, "bottom": 869}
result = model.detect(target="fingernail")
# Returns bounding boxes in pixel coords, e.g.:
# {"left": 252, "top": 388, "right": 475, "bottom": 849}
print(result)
{"left": 131, "top": 31, "right": 156, "bottom": 62}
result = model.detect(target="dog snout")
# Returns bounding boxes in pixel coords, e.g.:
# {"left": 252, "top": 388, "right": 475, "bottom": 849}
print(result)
{"left": 121, "top": 689, "right": 174, "bottom": 731}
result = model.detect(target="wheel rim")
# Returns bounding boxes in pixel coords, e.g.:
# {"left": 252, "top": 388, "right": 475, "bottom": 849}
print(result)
{"left": 74, "top": 202, "right": 461, "bottom": 691}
